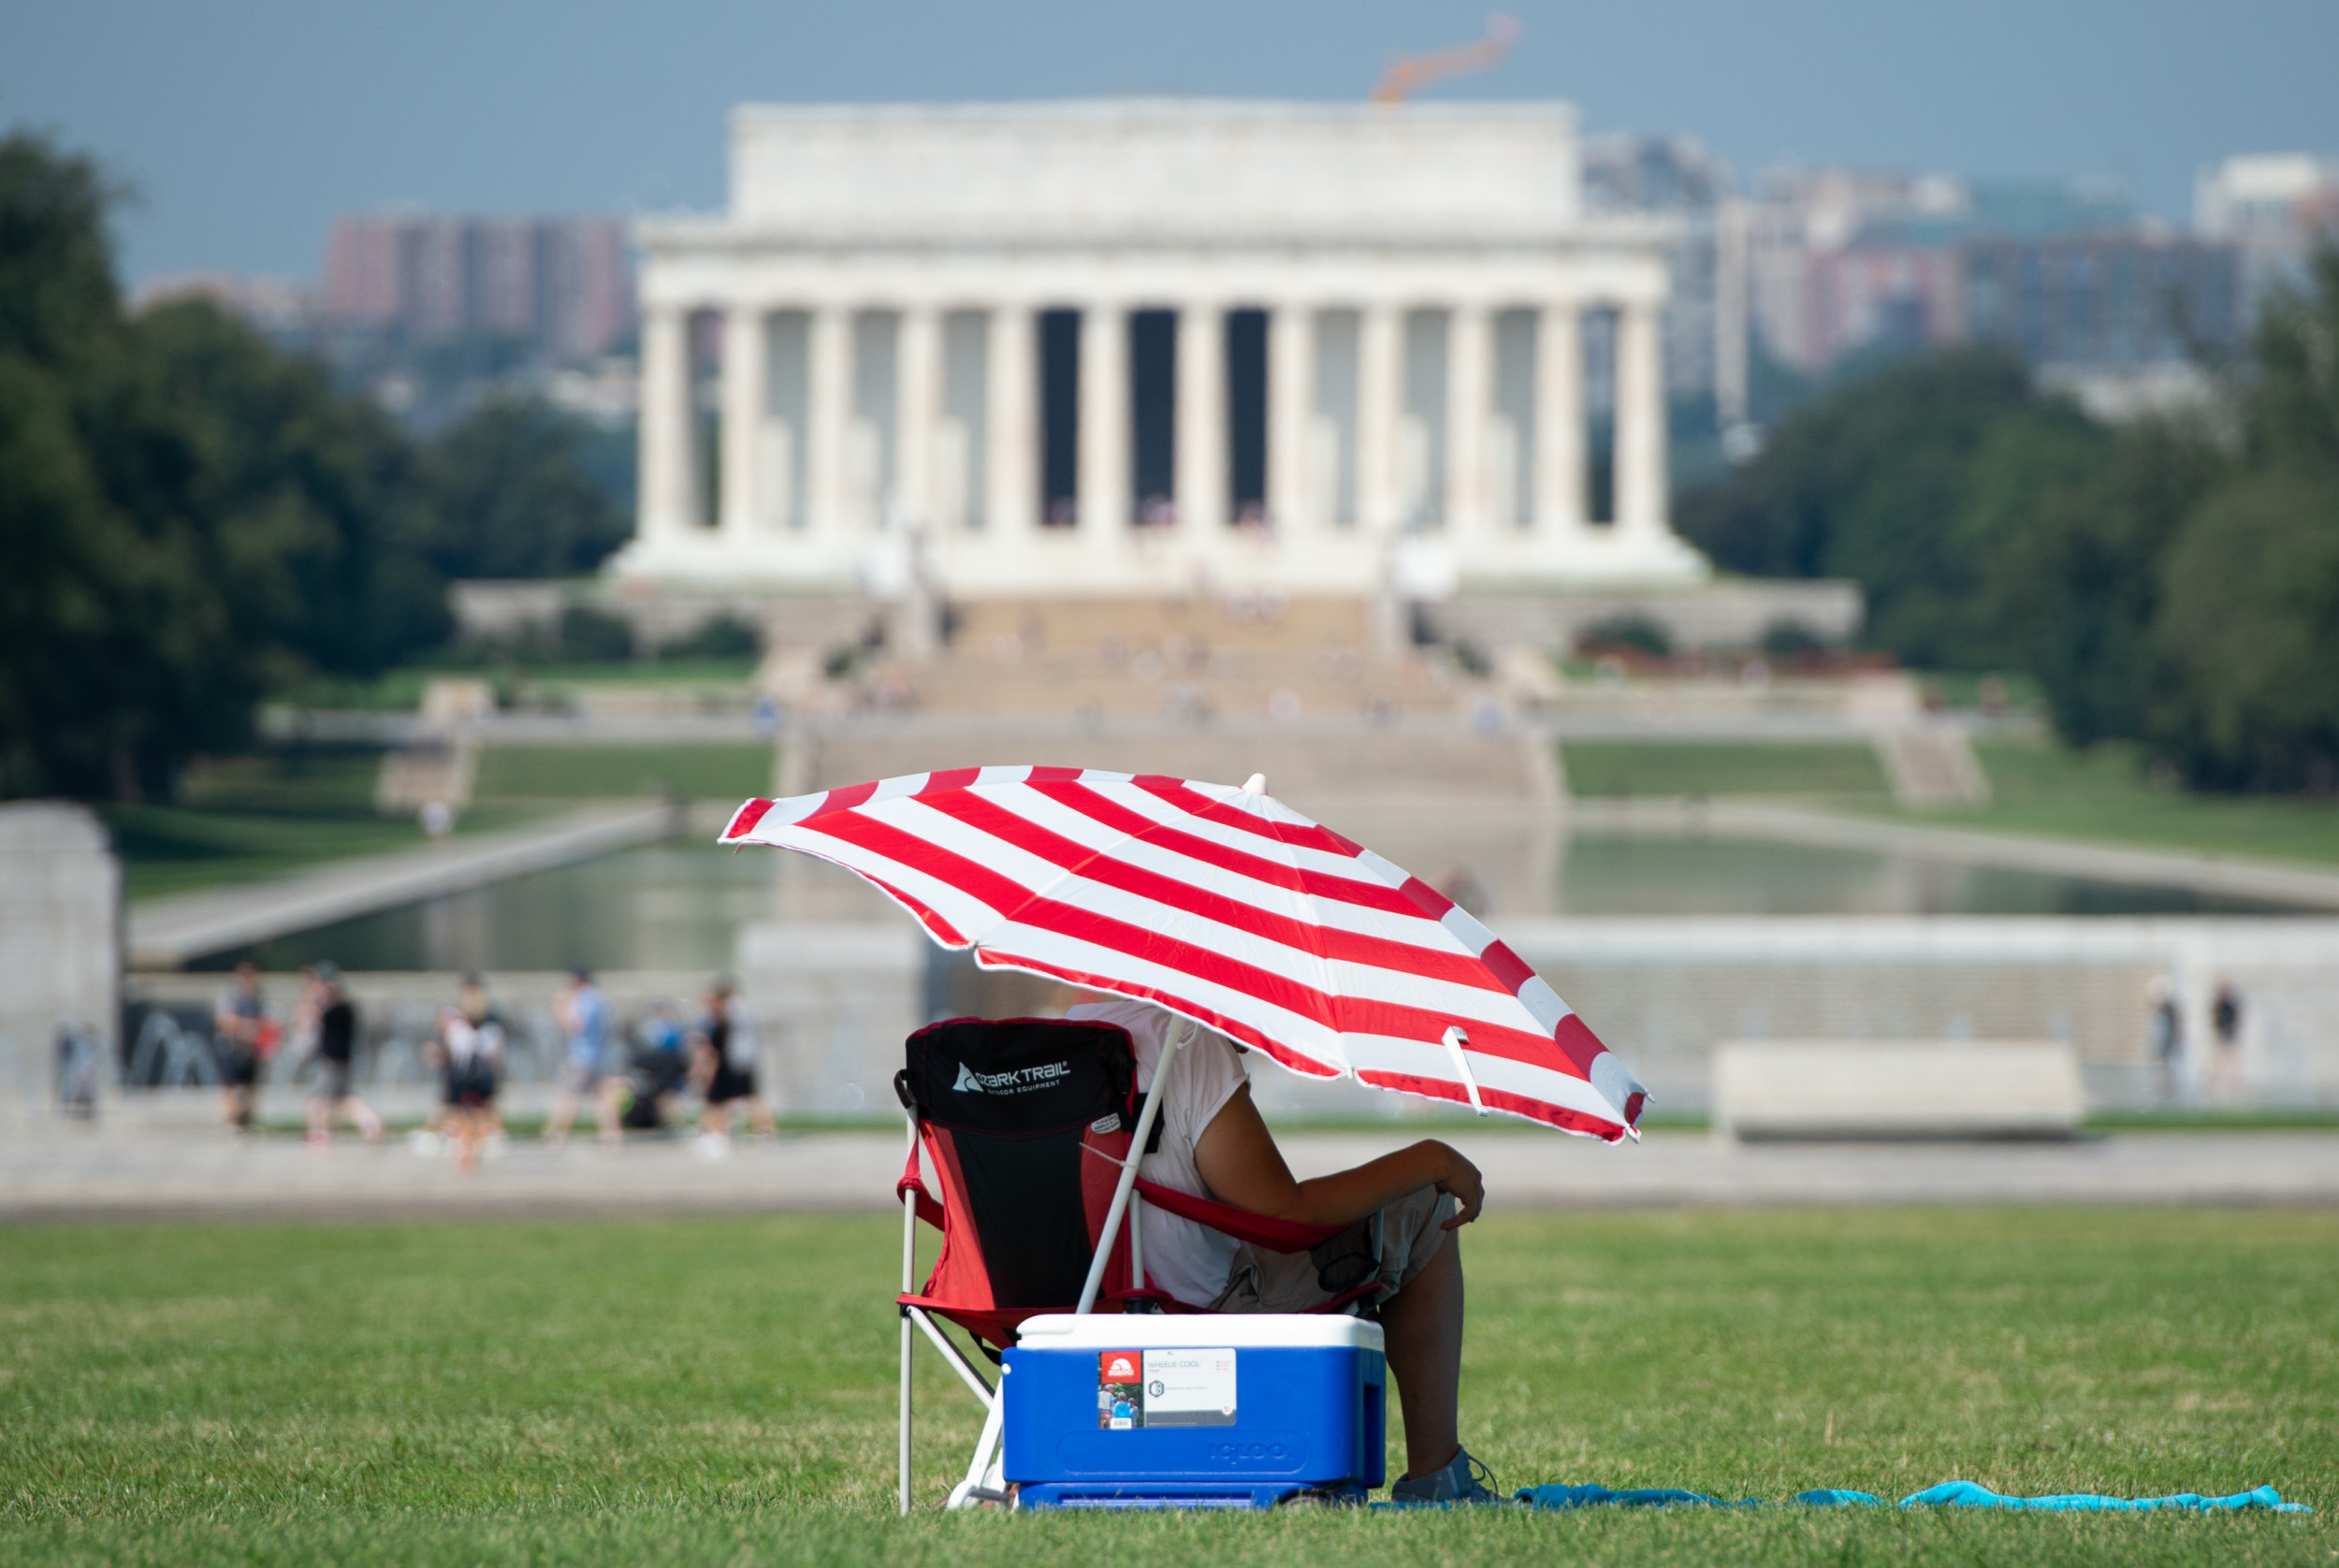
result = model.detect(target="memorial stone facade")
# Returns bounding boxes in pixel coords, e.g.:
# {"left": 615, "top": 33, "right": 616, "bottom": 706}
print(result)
{"left": 617, "top": 100, "right": 1707, "bottom": 597}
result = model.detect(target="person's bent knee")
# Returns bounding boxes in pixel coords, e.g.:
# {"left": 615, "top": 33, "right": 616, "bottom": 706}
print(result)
{"left": 1372, "top": 1184, "right": 1460, "bottom": 1305}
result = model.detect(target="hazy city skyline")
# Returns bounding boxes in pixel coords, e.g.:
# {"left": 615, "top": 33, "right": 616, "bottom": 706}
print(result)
{"left": 5, "top": 0, "right": 2336, "bottom": 286}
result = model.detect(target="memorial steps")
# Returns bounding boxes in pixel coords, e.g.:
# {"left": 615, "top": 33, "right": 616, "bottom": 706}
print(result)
{"left": 771, "top": 593, "right": 1560, "bottom": 922}
{"left": 856, "top": 594, "right": 1464, "bottom": 721}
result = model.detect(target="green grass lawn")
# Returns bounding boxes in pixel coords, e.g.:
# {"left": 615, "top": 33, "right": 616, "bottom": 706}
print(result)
{"left": 1562, "top": 740, "right": 1891, "bottom": 799}
{"left": 110, "top": 740, "right": 773, "bottom": 902}
{"left": 1893, "top": 739, "right": 2339, "bottom": 869}
{"left": 108, "top": 750, "right": 540, "bottom": 902}
{"left": 472, "top": 743, "right": 777, "bottom": 803}
{"left": 522, "top": 658, "right": 761, "bottom": 688}
{"left": 1559, "top": 733, "right": 2339, "bottom": 870}
{"left": 2, "top": 1210, "right": 2328, "bottom": 1566}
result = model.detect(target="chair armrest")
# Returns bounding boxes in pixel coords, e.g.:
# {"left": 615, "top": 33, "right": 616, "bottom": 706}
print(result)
{"left": 1131, "top": 1173, "right": 1350, "bottom": 1254}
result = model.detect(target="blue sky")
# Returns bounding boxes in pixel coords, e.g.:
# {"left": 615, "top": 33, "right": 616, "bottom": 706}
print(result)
{"left": 5, "top": 0, "right": 2335, "bottom": 284}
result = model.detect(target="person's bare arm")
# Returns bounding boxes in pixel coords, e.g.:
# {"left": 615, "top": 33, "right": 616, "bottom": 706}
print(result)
{"left": 1190, "top": 1083, "right": 1483, "bottom": 1232}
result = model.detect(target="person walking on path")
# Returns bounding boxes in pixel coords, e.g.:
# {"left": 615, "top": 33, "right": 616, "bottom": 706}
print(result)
{"left": 545, "top": 966, "right": 620, "bottom": 1148}
{"left": 2147, "top": 975, "right": 2185, "bottom": 1101}
{"left": 628, "top": 1001, "right": 692, "bottom": 1133}
{"left": 303, "top": 964, "right": 383, "bottom": 1147}
{"left": 211, "top": 960, "right": 272, "bottom": 1134}
{"left": 435, "top": 974, "right": 506, "bottom": 1173}
{"left": 689, "top": 977, "right": 775, "bottom": 1154}
{"left": 2210, "top": 979, "right": 2245, "bottom": 1096}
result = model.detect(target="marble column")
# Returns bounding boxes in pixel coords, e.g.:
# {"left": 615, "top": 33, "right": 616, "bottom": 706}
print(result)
{"left": 1445, "top": 302, "right": 1493, "bottom": 544}
{"left": 1175, "top": 301, "right": 1227, "bottom": 540}
{"left": 806, "top": 304, "right": 852, "bottom": 544}
{"left": 1615, "top": 299, "right": 1668, "bottom": 538}
{"left": 718, "top": 304, "right": 766, "bottom": 543}
{"left": 1266, "top": 304, "right": 1314, "bottom": 535}
{"left": 637, "top": 302, "right": 696, "bottom": 543}
{"left": 894, "top": 304, "right": 942, "bottom": 530}
{"left": 1077, "top": 302, "right": 1130, "bottom": 549}
{"left": 1357, "top": 302, "right": 1402, "bottom": 536}
{"left": 1533, "top": 301, "right": 1585, "bottom": 539}
{"left": 985, "top": 303, "right": 1039, "bottom": 544}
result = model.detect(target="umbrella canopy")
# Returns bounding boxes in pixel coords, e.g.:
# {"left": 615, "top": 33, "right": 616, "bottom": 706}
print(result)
{"left": 721, "top": 766, "right": 1645, "bottom": 1141}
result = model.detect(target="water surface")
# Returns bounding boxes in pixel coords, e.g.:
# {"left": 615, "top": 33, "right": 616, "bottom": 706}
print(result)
{"left": 196, "top": 832, "right": 2303, "bottom": 973}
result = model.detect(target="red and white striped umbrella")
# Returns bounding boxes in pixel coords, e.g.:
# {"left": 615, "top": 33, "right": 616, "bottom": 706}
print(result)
{"left": 720, "top": 766, "right": 1645, "bottom": 1141}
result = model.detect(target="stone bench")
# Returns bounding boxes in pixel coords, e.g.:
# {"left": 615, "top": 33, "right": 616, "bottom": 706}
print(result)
{"left": 1711, "top": 1040, "right": 2085, "bottom": 1142}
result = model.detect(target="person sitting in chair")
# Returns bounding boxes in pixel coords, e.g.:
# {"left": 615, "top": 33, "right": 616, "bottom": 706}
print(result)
{"left": 1059, "top": 992, "right": 1499, "bottom": 1505}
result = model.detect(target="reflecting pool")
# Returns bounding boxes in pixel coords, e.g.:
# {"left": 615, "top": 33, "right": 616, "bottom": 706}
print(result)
{"left": 191, "top": 830, "right": 2306, "bottom": 974}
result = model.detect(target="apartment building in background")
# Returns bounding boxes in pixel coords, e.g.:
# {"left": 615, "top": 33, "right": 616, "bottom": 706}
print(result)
{"left": 2195, "top": 153, "right": 2339, "bottom": 319}
{"left": 1581, "top": 133, "right": 1733, "bottom": 421}
{"left": 321, "top": 213, "right": 636, "bottom": 364}
{"left": 1731, "top": 170, "right": 2244, "bottom": 423}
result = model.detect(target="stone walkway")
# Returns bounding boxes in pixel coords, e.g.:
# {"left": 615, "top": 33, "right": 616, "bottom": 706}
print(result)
{"left": 6, "top": 1129, "right": 2334, "bottom": 1222}
{"left": 126, "top": 803, "right": 686, "bottom": 968}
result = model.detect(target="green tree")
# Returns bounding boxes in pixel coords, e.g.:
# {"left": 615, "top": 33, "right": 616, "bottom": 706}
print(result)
{"left": 2239, "top": 249, "right": 2339, "bottom": 475}
{"left": 2153, "top": 472, "right": 2339, "bottom": 788}
{"left": 132, "top": 299, "right": 447, "bottom": 678}
{"left": 0, "top": 131, "right": 223, "bottom": 796}
{"left": 1965, "top": 413, "right": 2222, "bottom": 746}
{"left": 419, "top": 393, "right": 630, "bottom": 579}
{"left": 0, "top": 131, "right": 446, "bottom": 798}
{"left": 1677, "top": 346, "right": 2078, "bottom": 667}
{"left": 2153, "top": 250, "right": 2339, "bottom": 788}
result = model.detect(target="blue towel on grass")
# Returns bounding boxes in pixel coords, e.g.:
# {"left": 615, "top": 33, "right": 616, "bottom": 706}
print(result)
{"left": 1897, "top": 1480, "right": 2308, "bottom": 1513}
{"left": 1513, "top": 1481, "right": 2308, "bottom": 1514}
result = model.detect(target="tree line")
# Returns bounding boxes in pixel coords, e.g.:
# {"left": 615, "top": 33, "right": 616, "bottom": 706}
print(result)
{"left": 0, "top": 134, "right": 627, "bottom": 799}
{"left": 1680, "top": 251, "right": 2339, "bottom": 791}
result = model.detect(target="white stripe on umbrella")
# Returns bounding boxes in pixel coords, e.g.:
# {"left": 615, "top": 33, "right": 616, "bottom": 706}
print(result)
{"left": 723, "top": 766, "right": 1645, "bottom": 1140}
{"left": 792, "top": 791, "right": 1562, "bottom": 1055}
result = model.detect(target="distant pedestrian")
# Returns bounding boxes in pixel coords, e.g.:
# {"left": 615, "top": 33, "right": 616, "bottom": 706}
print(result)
{"left": 436, "top": 973, "right": 506, "bottom": 1173}
{"left": 304, "top": 963, "right": 383, "bottom": 1146}
{"left": 2146, "top": 975, "right": 2184, "bottom": 1101}
{"left": 212, "top": 960, "right": 270, "bottom": 1134}
{"left": 286, "top": 964, "right": 323, "bottom": 1060}
{"left": 545, "top": 965, "right": 621, "bottom": 1147}
{"left": 2210, "top": 979, "right": 2245, "bottom": 1095}
{"left": 626, "top": 1001, "right": 691, "bottom": 1131}
{"left": 690, "top": 977, "right": 775, "bottom": 1154}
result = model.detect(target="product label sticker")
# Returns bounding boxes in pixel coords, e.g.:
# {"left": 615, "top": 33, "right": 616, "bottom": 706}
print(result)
{"left": 1097, "top": 1351, "right": 1142, "bottom": 1430}
{"left": 1139, "top": 1347, "right": 1238, "bottom": 1427}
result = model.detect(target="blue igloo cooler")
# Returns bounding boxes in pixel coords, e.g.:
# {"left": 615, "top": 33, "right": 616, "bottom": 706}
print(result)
{"left": 1003, "top": 1313, "right": 1386, "bottom": 1509}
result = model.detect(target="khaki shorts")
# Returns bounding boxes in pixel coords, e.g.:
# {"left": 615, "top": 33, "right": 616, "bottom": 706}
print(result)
{"left": 1204, "top": 1184, "right": 1457, "bottom": 1314}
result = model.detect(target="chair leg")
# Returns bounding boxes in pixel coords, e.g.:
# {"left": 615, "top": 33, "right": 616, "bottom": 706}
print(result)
{"left": 899, "top": 1115, "right": 920, "bottom": 1516}
{"left": 898, "top": 1310, "right": 913, "bottom": 1516}
{"left": 945, "top": 1390, "right": 1009, "bottom": 1511}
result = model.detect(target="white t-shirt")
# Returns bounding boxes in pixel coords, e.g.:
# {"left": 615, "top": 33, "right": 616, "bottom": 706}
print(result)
{"left": 1064, "top": 999, "right": 1252, "bottom": 1309}
{"left": 443, "top": 1015, "right": 505, "bottom": 1072}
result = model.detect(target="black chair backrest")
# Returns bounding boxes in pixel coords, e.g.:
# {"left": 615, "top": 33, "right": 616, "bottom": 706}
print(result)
{"left": 896, "top": 1016, "right": 1138, "bottom": 1308}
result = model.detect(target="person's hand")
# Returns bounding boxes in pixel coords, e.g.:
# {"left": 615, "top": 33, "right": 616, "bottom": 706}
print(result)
{"left": 1430, "top": 1143, "right": 1484, "bottom": 1228}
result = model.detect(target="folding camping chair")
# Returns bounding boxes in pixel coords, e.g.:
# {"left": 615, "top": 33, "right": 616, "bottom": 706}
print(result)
{"left": 892, "top": 1012, "right": 1378, "bottom": 1512}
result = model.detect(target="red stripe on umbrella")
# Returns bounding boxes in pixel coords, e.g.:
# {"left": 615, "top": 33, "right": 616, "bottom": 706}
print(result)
{"left": 723, "top": 767, "right": 1643, "bottom": 1140}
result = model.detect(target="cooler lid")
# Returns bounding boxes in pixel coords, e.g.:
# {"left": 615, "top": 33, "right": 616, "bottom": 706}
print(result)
{"left": 1016, "top": 1313, "right": 1385, "bottom": 1352}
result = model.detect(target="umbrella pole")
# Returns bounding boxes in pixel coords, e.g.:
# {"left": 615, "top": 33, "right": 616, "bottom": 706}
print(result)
{"left": 1076, "top": 1021, "right": 1186, "bottom": 1314}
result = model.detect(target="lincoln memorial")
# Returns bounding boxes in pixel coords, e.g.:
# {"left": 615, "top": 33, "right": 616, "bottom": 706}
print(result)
{"left": 615, "top": 100, "right": 1708, "bottom": 598}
